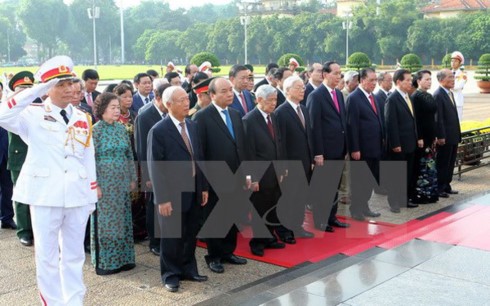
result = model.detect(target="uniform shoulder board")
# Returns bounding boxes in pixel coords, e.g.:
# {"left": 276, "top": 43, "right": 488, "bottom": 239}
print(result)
{"left": 188, "top": 108, "right": 197, "bottom": 116}
{"left": 75, "top": 106, "right": 87, "bottom": 113}
{"left": 29, "top": 103, "right": 44, "bottom": 106}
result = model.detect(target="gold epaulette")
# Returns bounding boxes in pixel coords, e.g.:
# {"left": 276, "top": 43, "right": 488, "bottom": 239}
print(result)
{"left": 188, "top": 108, "right": 197, "bottom": 116}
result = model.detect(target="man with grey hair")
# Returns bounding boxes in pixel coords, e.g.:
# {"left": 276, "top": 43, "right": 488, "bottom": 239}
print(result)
{"left": 341, "top": 70, "right": 359, "bottom": 101}
{"left": 434, "top": 69, "right": 461, "bottom": 198}
{"left": 275, "top": 76, "right": 315, "bottom": 243}
{"left": 147, "top": 85, "right": 209, "bottom": 292}
{"left": 243, "top": 84, "right": 288, "bottom": 256}
{"left": 374, "top": 72, "right": 393, "bottom": 116}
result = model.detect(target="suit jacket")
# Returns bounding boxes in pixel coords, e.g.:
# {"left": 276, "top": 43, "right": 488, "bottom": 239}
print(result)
{"left": 0, "top": 96, "right": 97, "bottom": 207}
{"left": 193, "top": 103, "right": 247, "bottom": 174}
{"left": 0, "top": 127, "right": 8, "bottom": 164}
{"left": 434, "top": 87, "right": 461, "bottom": 145}
{"left": 131, "top": 92, "right": 150, "bottom": 113}
{"left": 253, "top": 78, "right": 268, "bottom": 92}
{"left": 81, "top": 90, "right": 100, "bottom": 106}
{"left": 76, "top": 103, "right": 95, "bottom": 123}
{"left": 374, "top": 89, "right": 388, "bottom": 127}
{"left": 277, "top": 89, "right": 286, "bottom": 106}
{"left": 300, "top": 82, "right": 315, "bottom": 106}
{"left": 147, "top": 117, "right": 206, "bottom": 212}
{"left": 411, "top": 90, "right": 437, "bottom": 145}
{"left": 384, "top": 90, "right": 418, "bottom": 154}
{"left": 306, "top": 84, "right": 347, "bottom": 159}
{"left": 275, "top": 102, "right": 314, "bottom": 176}
{"left": 135, "top": 103, "right": 164, "bottom": 184}
{"left": 230, "top": 90, "right": 255, "bottom": 118}
{"left": 346, "top": 88, "right": 383, "bottom": 159}
{"left": 242, "top": 108, "right": 284, "bottom": 189}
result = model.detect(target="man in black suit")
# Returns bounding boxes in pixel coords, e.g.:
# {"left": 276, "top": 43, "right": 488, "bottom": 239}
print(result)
{"left": 306, "top": 61, "right": 350, "bottom": 231}
{"left": 81, "top": 69, "right": 100, "bottom": 109}
{"left": 243, "top": 85, "right": 287, "bottom": 256}
{"left": 193, "top": 78, "right": 248, "bottom": 274}
{"left": 134, "top": 83, "right": 170, "bottom": 256}
{"left": 300, "top": 63, "right": 323, "bottom": 106}
{"left": 273, "top": 68, "right": 293, "bottom": 106}
{"left": 130, "top": 73, "right": 153, "bottom": 113}
{"left": 275, "top": 76, "right": 315, "bottom": 242}
{"left": 434, "top": 69, "right": 461, "bottom": 198}
{"left": 374, "top": 72, "right": 393, "bottom": 121}
{"left": 346, "top": 68, "right": 383, "bottom": 221}
{"left": 229, "top": 65, "right": 255, "bottom": 117}
{"left": 253, "top": 63, "right": 279, "bottom": 92}
{"left": 147, "top": 86, "right": 209, "bottom": 292}
{"left": 384, "top": 69, "right": 422, "bottom": 212}
{"left": 182, "top": 64, "right": 198, "bottom": 91}
{"left": 0, "top": 126, "right": 15, "bottom": 230}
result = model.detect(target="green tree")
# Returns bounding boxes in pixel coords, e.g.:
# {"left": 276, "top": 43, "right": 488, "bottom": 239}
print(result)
{"left": 0, "top": 3, "right": 27, "bottom": 62}
{"left": 133, "top": 29, "right": 156, "bottom": 63}
{"left": 145, "top": 30, "right": 183, "bottom": 64}
{"left": 177, "top": 23, "right": 212, "bottom": 60}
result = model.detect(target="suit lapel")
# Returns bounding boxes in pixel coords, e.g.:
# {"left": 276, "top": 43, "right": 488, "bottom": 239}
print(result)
{"left": 210, "top": 104, "right": 236, "bottom": 143}
{"left": 285, "top": 102, "right": 306, "bottom": 133}
{"left": 393, "top": 90, "right": 414, "bottom": 118}
{"left": 322, "top": 86, "right": 340, "bottom": 116}
{"left": 165, "top": 117, "right": 191, "bottom": 155}
{"left": 253, "top": 108, "right": 274, "bottom": 143}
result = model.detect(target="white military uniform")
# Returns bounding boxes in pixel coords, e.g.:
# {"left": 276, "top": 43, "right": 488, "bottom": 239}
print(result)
{"left": 452, "top": 68, "right": 466, "bottom": 121}
{"left": 0, "top": 80, "right": 97, "bottom": 305}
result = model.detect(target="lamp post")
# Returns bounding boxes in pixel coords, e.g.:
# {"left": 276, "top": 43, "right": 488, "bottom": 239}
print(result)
{"left": 120, "top": 5, "right": 125, "bottom": 64}
{"left": 87, "top": 1, "right": 100, "bottom": 69}
{"left": 342, "top": 11, "right": 353, "bottom": 66}
{"left": 237, "top": 0, "right": 256, "bottom": 64}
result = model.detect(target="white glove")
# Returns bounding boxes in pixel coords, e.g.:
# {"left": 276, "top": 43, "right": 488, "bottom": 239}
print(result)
{"left": 6, "top": 78, "right": 59, "bottom": 106}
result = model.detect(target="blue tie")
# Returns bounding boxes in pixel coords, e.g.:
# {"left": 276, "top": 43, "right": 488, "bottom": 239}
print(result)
{"left": 222, "top": 109, "right": 235, "bottom": 139}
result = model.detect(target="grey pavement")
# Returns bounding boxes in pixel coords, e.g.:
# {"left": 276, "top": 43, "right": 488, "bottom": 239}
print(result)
{"left": 0, "top": 92, "right": 489, "bottom": 305}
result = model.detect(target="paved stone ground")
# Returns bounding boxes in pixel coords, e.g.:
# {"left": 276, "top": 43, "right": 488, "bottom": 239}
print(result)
{"left": 0, "top": 92, "right": 488, "bottom": 305}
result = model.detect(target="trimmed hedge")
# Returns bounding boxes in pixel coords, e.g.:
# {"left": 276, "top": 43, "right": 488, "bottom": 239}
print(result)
{"left": 475, "top": 53, "right": 490, "bottom": 81}
{"left": 190, "top": 52, "right": 221, "bottom": 67}
{"left": 277, "top": 53, "right": 304, "bottom": 67}
{"left": 400, "top": 53, "right": 422, "bottom": 72}
{"left": 346, "top": 52, "right": 371, "bottom": 71}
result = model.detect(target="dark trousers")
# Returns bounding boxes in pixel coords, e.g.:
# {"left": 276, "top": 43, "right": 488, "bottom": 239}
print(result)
{"left": 387, "top": 150, "right": 415, "bottom": 208}
{"left": 146, "top": 192, "right": 160, "bottom": 249}
{"left": 203, "top": 191, "right": 239, "bottom": 261}
{"left": 350, "top": 158, "right": 379, "bottom": 216}
{"left": 159, "top": 193, "right": 200, "bottom": 282}
{"left": 11, "top": 170, "right": 32, "bottom": 239}
{"left": 436, "top": 144, "right": 458, "bottom": 192}
{"left": 312, "top": 157, "right": 343, "bottom": 227}
{"left": 0, "top": 159, "right": 14, "bottom": 222}
{"left": 250, "top": 187, "right": 281, "bottom": 248}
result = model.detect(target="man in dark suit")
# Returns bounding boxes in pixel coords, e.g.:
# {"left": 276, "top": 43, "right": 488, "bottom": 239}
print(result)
{"left": 434, "top": 69, "right": 461, "bottom": 198}
{"left": 243, "top": 85, "right": 287, "bottom": 256}
{"left": 374, "top": 72, "right": 393, "bottom": 121}
{"left": 306, "top": 61, "right": 350, "bottom": 231}
{"left": 273, "top": 68, "right": 293, "bottom": 106}
{"left": 0, "top": 126, "right": 15, "bottom": 230}
{"left": 81, "top": 69, "right": 100, "bottom": 109}
{"left": 300, "top": 63, "right": 323, "bottom": 105}
{"left": 134, "top": 83, "right": 170, "bottom": 256}
{"left": 193, "top": 78, "right": 248, "bottom": 273}
{"left": 346, "top": 68, "right": 383, "bottom": 221}
{"left": 130, "top": 73, "right": 153, "bottom": 113}
{"left": 275, "top": 76, "right": 316, "bottom": 241}
{"left": 253, "top": 63, "right": 279, "bottom": 92}
{"left": 182, "top": 64, "right": 198, "bottom": 91}
{"left": 384, "top": 69, "right": 422, "bottom": 212}
{"left": 229, "top": 65, "right": 255, "bottom": 117}
{"left": 147, "top": 86, "right": 209, "bottom": 292}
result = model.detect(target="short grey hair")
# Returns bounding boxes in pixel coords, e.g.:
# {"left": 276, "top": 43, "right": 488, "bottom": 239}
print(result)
{"left": 153, "top": 77, "right": 169, "bottom": 90}
{"left": 344, "top": 71, "right": 359, "bottom": 83}
{"left": 255, "top": 85, "right": 276, "bottom": 100}
{"left": 162, "top": 85, "right": 184, "bottom": 104}
{"left": 437, "top": 69, "right": 450, "bottom": 82}
{"left": 72, "top": 78, "right": 85, "bottom": 91}
{"left": 283, "top": 75, "right": 303, "bottom": 93}
{"left": 377, "top": 72, "right": 389, "bottom": 84}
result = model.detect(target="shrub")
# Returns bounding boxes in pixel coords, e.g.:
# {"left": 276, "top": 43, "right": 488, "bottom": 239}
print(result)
{"left": 277, "top": 53, "right": 304, "bottom": 67}
{"left": 475, "top": 53, "right": 490, "bottom": 81}
{"left": 190, "top": 52, "right": 220, "bottom": 67}
{"left": 400, "top": 53, "right": 422, "bottom": 72}
{"left": 441, "top": 54, "right": 451, "bottom": 68}
{"left": 346, "top": 52, "right": 371, "bottom": 71}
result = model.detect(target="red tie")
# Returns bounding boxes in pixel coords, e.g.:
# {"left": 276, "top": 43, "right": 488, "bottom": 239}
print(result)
{"left": 331, "top": 89, "right": 340, "bottom": 113}
{"left": 240, "top": 92, "right": 248, "bottom": 113}
{"left": 368, "top": 94, "right": 377, "bottom": 114}
{"left": 267, "top": 115, "right": 275, "bottom": 140}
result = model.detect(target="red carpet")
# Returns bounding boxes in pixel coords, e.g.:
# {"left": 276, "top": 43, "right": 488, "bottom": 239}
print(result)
{"left": 419, "top": 205, "right": 490, "bottom": 251}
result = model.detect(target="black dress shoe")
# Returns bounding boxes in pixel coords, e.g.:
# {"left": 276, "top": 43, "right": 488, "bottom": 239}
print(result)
{"left": 250, "top": 246, "right": 264, "bottom": 256}
{"left": 208, "top": 260, "right": 224, "bottom": 273}
{"left": 363, "top": 210, "right": 381, "bottom": 218}
{"left": 329, "top": 219, "right": 350, "bottom": 228}
{"left": 164, "top": 276, "right": 179, "bottom": 292}
{"left": 1, "top": 219, "right": 17, "bottom": 229}
{"left": 222, "top": 255, "right": 247, "bottom": 265}
{"left": 438, "top": 192, "right": 449, "bottom": 198}
{"left": 390, "top": 207, "right": 401, "bottom": 213}
{"left": 183, "top": 274, "right": 208, "bottom": 282}
{"left": 150, "top": 247, "right": 160, "bottom": 256}
{"left": 446, "top": 189, "right": 459, "bottom": 194}
{"left": 20, "top": 237, "right": 34, "bottom": 246}
{"left": 279, "top": 235, "right": 296, "bottom": 244}
{"left": 351, "top": 213, "right": 366, "bottom": 221}
{"left": 316, "top": 224, "right": 335, "bottom": 232}
{"left": 295, "top": 229, "right": 314, "bottom": 238}
{"left": 407, "top": 203, "right": 419, "bottom": 208}
{"left": 265, "top": 241, "right": 286, "bottom": 249}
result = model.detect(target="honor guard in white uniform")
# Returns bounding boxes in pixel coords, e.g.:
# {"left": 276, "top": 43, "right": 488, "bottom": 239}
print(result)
{"left": 0, "top": 56, "right": 97, "bottom": 306}
{"left": 451, "top": 51, "right": 467, "bottom": 121}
